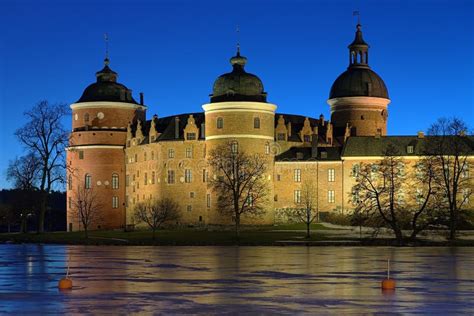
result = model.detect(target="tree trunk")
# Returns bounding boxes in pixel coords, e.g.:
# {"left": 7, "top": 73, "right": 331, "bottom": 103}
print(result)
{"left": 37, "top": 191, "right": 48, "bottom": 233}
{"left": 235, "top": 215, "right": 240, "bottom": 239}
{"left": 449, "top": 208, "right": 457, "bottom": 240}
{"left": 393, "top": 227, "right": 404, "bottom": 245}
{"left": 306, "top": 209, "right": 311, "bottom": 238}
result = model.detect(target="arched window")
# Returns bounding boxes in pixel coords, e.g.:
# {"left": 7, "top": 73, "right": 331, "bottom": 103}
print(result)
{"left": 254, "top": 117, "right": 260, "bottom": 129}
{"left": 217, "top": 117, "right": 223, "bottom": 129}
{"left": 85, "top": 174, "right": 91, "bottom": 189}
{"left": 84, "top": 113, "right": 90, "bottom": 123}
{"left": 112, "top": 173, "right": 119, "bottom": 189}
{"left": 68, "top": 174, "right": 72, "bottom": 190}
{"left": 265, "top": 142, "right": 270, "bottom": 155}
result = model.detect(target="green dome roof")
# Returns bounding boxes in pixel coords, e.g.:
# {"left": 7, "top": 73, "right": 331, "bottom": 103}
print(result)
{"left": 210, "top": 51, "right": 267, "bottom": 103}
{"left": 77, "top": 58, "right": 138, "bottom": 104}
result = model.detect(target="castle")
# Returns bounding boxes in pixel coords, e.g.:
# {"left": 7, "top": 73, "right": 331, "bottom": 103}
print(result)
{"left": 66, "top": 23, "right": 471, "bottom": 231}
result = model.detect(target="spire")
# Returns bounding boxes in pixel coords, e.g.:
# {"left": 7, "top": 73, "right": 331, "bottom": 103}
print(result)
{"left": 95, "top": 33, "right": 118, "bottom": 82}
{"left": 348, "top": 22, "right": 370, "bottom": 68}
{"left": 104, "top": 33, "right": 110, "bottom": 66}
{"left": 230, "top": 25, "right": 247, "bottom": 70}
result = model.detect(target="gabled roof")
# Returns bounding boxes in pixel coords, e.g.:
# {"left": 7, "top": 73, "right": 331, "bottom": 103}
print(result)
{"left": 342, "top": 136, "right": 474, "bottom": 157}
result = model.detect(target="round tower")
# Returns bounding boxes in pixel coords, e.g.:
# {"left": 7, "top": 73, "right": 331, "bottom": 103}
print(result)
{"left": 66, "top": 57, "right": 146, "bottom": 231}
{"left": 202, "top": 48, "right": 277, "bottom": 224}
{"left": 328, "top": 23, "right": 390, "bottom": 137}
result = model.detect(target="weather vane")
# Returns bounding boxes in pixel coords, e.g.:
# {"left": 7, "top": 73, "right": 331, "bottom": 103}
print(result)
{"left": 236, "top": 25, "right": 240, "bottom": 54}
{"left": 104, "top": 32, "right": 109, "bottom": 60}
{"left": 353, "top": 10, "right": 360, "bottom": 24}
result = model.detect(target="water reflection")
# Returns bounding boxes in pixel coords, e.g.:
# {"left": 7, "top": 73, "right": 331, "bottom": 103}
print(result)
{"left": 0, "top": 245, "right": 473, "bottom": 314}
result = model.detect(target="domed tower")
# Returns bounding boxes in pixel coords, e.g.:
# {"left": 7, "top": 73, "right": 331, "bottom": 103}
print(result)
{"left": 328, "top": 23, "right": 390, "bottom": 137}
{"left": 202, "top": 48, "right": 277, "bottom": 224}
{"left": 66, "top": 57, "right": 146, "bottom": 232}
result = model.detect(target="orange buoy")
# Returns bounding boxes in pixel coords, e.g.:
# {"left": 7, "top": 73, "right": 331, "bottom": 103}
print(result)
{"left": 58, "top": 277, "right": 73, "bottom": 290}
{"left": 381, "top": 259, "right": 396, "bottom": 290}
{"left": 58, "top": 256, "right": 73, "bottom": 290}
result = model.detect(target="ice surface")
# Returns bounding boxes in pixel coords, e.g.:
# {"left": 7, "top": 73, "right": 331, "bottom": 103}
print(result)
{"left": 0, "top": 245, "right": 473, "bottom": 314}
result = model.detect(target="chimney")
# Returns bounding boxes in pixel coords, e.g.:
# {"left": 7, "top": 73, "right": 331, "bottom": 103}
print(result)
{"left": 175, "top": 116, "right": 180, "bottom": 139}
{"left": 417, "top": 131, "right": 425, "bottom": 138}
{"left": 200, "top": 123, "right": 205, "bottom": 139}
{"left": 140, "top": 92, "right": 144, "bottom": 105}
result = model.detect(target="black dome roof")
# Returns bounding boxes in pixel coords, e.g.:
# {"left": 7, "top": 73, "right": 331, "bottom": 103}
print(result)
{"left": 210, "top": 51, "right": 267, "bottom": 103}
{"left": 329, "top": 67, "right": 389, "bottom": 99}
{"left": 77, "top": 59, "right": 138, "bottom": 104}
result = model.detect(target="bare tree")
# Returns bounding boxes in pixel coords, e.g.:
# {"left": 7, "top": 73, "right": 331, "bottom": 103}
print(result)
{"left": 134, "top": 198, "right": 181, "bottom": 240}
{"left": 426, "top": 117, "right": 472, "bottom": 240}
{"left": 285, "top": 180, "right": 318, "bottom": 238}
{"left": 208, "top": 142, "right": 269, "bottom": 237}
{"left": 6, "top": 153, "right": 40, "bottom": 190}
{"left": 15, "top": 100, "right": 68, "bottom": 233}
{"left": 0, "top": 203, "right": 16, "bottom": 233}
{"left": 353, "top": 145, "right": 407, "bottom": 244}
{"left": 72, "top": 187, "right": 102, "bottom": 238}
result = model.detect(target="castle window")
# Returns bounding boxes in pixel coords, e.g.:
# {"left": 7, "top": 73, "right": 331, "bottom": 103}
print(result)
{"left": 407, "top": 145, "right": 414, "bottom": 154}
{"left": 190, "top": 192, "right": 195, "bottom": 198}
{"left": 84, "top": 113, "right": 90, "bottom": 123}
{"left": 217, "top": 117, "right": 223, "bottom": 129}
{"left": 152, "top": 171, "right": 155, "bottom": 184}
{"left": 328, "top": 169, "right": 335, "bottom": 182}
{"left": 277, "top": 133, "right": 286, "bottom": 141}
{"left": 321, "top": 152, "right": 328, "bottom": 159}
{"left": 144, "top": 152, "right": 147, "bottom": 161}
{"left": 277, "top": 174, "right": 281, "bottom": 181}
{"left": 352, "top": 164, "right": 360, "bottom": 178}
{"left": 85, "top": 174, "right": 91, "bottom": 189}
{"left": 144, "top": 172, "right": 148, "bottom": 185}
{"left": 168, "top": 148, "right": 175, "bottom": 158}
{"left": 112, "top": 173, "right": 119, "bottom": 189}
{"left": 202, "top": 169, "right": 207, "bottom": 182}
{"left": 185, "top": 169, "right": 192, "bottom": 183}
{"left": 294, "top": 169, "right": 301, "bottom": 182}
{"left": 231, "top": 142, "right": 238, "bottom": 154}
{"left": 461, "top": 163, "right": 469, "bottom": 179}
{"left": 168, "top": 170, "right": 175, "bottom": 184}
{"left": 187, "top": 205, "right": 192, "bottom": 212}
{"left": 125, "top": 195, "right": 129, "bottom": 207}
{"left": 68, "top": 174, "right": 72, "bottom": 190}
{"left": 304, "top": 135, "right": 311, "bottom": 143}
{"left": 112, "top": 196, "right": 119, "bottom": 209}
{"left": 134, "top": 154, "right": 138, "bottom": 163}
{"left": 79, "top": 151, "right": 84, "bottom": 160}
{"left": 185, "top": 147, "right": 193, "bottom": 158}
{"left": 187, "top": 132, "right": 196, "bottom": 140}
{"left": 126, "top": 175, "right": 130, "bottom": 187}
{"left": 328, "top": 190, "right": 335, "bottom": 203}
{"left": 294, "top": 190, "right": 301, "bottom": 204}
{"left": 207, "top": 194, "right": 211, "bottom": 208}
{"left": 254, "top": 117, "right": 260, "bottom": 129}
{"left": 360, "top": 115, "right": 365, "bottom": 120}
{"left": 68, "top": 197, "right": 72, "bottom": 209}
{"left": 199, "top": 216, "right": 203, "bottom": 222}
{"left": 151, "top": 151, "right": 155, "bottom": 160}
{"left": 265, "top": 142, "right": 270, "bottom": 154}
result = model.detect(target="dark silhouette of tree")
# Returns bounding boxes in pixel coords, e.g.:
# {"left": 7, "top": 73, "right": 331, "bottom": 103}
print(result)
{"left": 6, "top": 153, "right": 40, "bottom": 190}
{"left": 0, "top": 203, "right": 15, "bottom": 233}
{"left": 71, "top": 187, "right": 102, "bottom": 238}
{"left": 208, "top": 142, "right": 269, "bottom": 237}
{"left": 426, "top": 117, "right": 473, "bottom": 240}
{"left": 15, "top": 100, "right": 68, "bottom": 233}
{"left": 134, "top": 198, "right": 181, "bottom": 240}
{"left": 285, "top": 180, "right": 318, "bottom": 238}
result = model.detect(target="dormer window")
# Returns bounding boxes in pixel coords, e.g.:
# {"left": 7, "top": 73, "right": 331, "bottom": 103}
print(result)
{"left": 277, "top": 133, "right": 286, "bottom": 141}
{"left": 303, "top": 135, "right": 311, "bottom": 142}
{"left": 321, "top": 152, "right": 328, "bottom": 159}
{"left": 407, "top": 145, "right": 414, "bottom": 154}
{"left": 254, "top": 117, "right": 260, "bottom": 129}
{"left": 186, "top": 132, "right": 196, "bottom": 140}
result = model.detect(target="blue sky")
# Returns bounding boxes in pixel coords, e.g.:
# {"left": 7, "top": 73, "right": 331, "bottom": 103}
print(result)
{"left": 0, "top": 0, "right": 473, "bottom": 189}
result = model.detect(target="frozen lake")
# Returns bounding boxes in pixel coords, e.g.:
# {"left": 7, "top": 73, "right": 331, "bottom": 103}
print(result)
{"left": 1, "top": 245, "right": 474, "bottom": 314}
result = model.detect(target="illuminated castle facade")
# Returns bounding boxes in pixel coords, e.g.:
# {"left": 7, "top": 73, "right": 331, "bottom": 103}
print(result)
{"left": 66, "top": 24, "right": 471, "bottom": 231}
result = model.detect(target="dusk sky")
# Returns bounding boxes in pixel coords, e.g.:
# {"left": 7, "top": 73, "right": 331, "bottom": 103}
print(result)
{"left": 0, "top": 0, "right": 472, "bottom": 189}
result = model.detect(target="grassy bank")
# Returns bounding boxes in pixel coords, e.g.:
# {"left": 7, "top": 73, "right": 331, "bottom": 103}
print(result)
{"left": 1, "top": 224, "right": 472, "bottom": 246}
